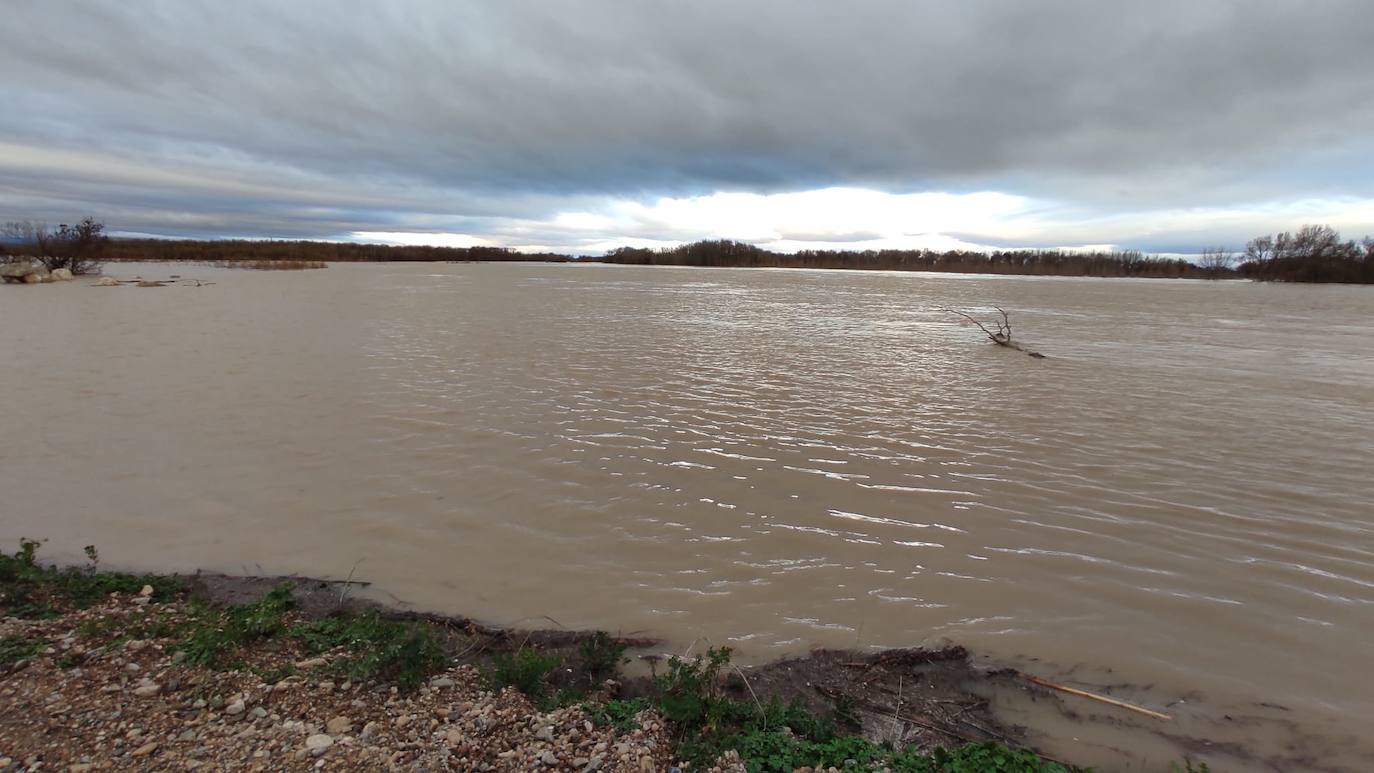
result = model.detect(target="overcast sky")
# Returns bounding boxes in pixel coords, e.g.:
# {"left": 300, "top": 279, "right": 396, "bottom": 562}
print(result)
{"left": 3, "top": 1, "right": 1373, "bottom": 254}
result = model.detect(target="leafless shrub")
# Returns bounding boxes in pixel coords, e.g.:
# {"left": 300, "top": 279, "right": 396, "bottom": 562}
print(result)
{"left": 2, "top": 218, "right": 108, "bottom": 274}
{"left": 1197, "top": 246, "right": 1236, "bottom": 276}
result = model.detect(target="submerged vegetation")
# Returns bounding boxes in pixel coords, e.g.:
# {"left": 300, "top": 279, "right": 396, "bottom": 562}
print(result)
{"left": 0, "top": 540, "right": 1091, "bottom": 771}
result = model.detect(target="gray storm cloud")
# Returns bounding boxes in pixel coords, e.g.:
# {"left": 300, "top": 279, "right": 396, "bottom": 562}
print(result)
{"left": 2, "top": 0, "right": 1372, "bottom": 248}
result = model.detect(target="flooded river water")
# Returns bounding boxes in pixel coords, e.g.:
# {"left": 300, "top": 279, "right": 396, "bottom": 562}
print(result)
{"left": 2, "top": 262, "right": 1371, "bottom": 769}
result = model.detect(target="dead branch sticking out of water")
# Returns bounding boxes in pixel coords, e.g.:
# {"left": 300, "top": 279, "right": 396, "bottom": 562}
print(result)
{"left": 947, "top": 307, "right": 1047, "bottom": 358}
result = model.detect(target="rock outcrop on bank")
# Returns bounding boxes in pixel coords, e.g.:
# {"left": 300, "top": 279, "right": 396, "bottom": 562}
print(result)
{"left": 0, "top": 258, "right": 76, "bottom": 284}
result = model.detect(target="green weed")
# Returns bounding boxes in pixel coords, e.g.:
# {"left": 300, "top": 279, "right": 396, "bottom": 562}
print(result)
{"left": 174, "top": 583, "right": 295, "bottom": 668}
{"left": 648, "top": 647, "right": 1078, "bottom": 773}
{"left": 584, "top": 697, "right": 650, "bottom": 731}
{"left": 577, "top": 631, "right": 629, "bottom": 686}
{"left": 0, "top": 540, "right": 183, "bottom": 618}
{"left": 290, "top": 611, "right": 446, "bottom": 691}
{"left": 0, "top": 634, "right": 46, "bottom": 666}
{"left": 487, "top": 646, "right": 563, "bottom": 707}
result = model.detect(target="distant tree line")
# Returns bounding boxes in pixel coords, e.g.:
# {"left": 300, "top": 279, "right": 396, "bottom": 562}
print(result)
{"left": 1237, "top": 225, "right": 1374, "bottom": 284}
{"left": 5, "top": 218, "right": 1372, "bottom": 283}
{"left": 100, "top": 239, "right": 571, "bottom": 264}
{"left": 599, "top": 240, "right": 1214, "bottom": 278}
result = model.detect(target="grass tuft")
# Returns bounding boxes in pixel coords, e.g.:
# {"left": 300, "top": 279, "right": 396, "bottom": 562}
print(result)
{"left": 487, "top": 646, "right": 563, "bottom": 707}
{"left": 290, "top": 610, "right": 447, "bottom": 691}
{"left": 584, "top": 697, "right": 650, "bottom": 731}
{"left": 0, "top": 539, "right": 183, "bottom": 619}
{"left": 174, "top": 583, "right": 295, "bottom": 668}
{"left": 649, "top": 647, "right": 1081, "bottom": 773}
{"left": 0, "top": 634, "right": 47, "bottom": 667}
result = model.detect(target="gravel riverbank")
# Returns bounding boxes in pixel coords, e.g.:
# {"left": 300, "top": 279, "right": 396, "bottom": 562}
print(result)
{"left": 0, "top": 592, "right": 676, "bottom": 772}
{"left": 0, "top": 547, "right": 1093, "bottom": 773}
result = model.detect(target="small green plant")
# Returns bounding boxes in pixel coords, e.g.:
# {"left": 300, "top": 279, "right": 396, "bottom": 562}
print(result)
{"left": 0, "top": 634, "right": 46, "bottom": 666}
{"left": 584, "top": 697, "right": 650, "bottom": 731}
{"left": 1171, "top": 761, "right": 1211, "bottom": 773}
{"left": 654, "top": 646, "right": 733, "bottom": 731}
{"left": 889, "top": 742, "right": 1076, "bottom": 773}
{"left": 0, "top": 540, "right": 183, "bottom": 619}
{"left": 488, "top": 646, "right": 563, "bottom": 706}
{"left": 644, "top": 647, "right": 1077, "bottom": 773}
{"left": 290, "top": 611, "right": 447, "bottom": 691}
{"left": 251, "top": 663, "right": 297, "bottom": 684}
{"left": 578, "top": 631, "right": 629, "bottom": 685}
{"left": 175, "top": 583, "right": 295, "bottom": 668}
{"left": 57, "top": 652, "right": 86, "bottom": 670}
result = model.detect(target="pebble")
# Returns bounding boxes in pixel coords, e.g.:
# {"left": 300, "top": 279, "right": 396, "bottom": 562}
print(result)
{"left": 130, "top": 742, "right": 158, "bottom": 757}
{"left": 132, "top": 680, "right": 160, "bottom": 698}
{"left": 304, "top": 734, "right": 334, "bottom": 756}
{"left": 225, "top": 699, "right": 246, "bottom": 715}
{"left": 325, "top": 716, "right": 352, "bottom": 735}
{"left": 295, "top": 657, "right": 327, "bottom": 669}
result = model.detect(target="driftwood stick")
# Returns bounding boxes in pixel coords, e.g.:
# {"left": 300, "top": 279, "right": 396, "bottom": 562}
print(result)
{"left": 1018, "top": 673, "right": 1173, "bottom": 721}
{"left": 947, "top": 307, "right": 1048, "bottom": 358}
{"left": 946, "top": 308, "right": 1006, "bottom": 344}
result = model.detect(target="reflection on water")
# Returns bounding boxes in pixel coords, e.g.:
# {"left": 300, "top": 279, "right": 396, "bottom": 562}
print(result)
{"left": 2, "top": 262, "right": 1372, "bottom": 769}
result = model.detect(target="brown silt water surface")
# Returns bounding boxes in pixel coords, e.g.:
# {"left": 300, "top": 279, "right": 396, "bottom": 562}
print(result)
{"left": 3, "top": 262, "right": 1372, "bottom": 770}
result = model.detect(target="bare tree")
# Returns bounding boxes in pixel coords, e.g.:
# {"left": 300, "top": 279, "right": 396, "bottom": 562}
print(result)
{"left": 947, "top": 307, "right": 1046, "bottom": 358}
{"left": 2, "top": 220, "right": 51, "bottom": 259}
{"left": 1244, "top": 235, "right": 1274, "bottom": 265}
{"left": 1198, "top": 246, "right": 1236, "bottom": 276}
{"left": 2, "top": 218, "right": 108, "bottom": 274}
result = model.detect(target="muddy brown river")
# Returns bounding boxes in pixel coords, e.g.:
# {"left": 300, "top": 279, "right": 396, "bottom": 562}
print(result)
{"left": 2, "top": 262, "right": 1371, "bottom": 770}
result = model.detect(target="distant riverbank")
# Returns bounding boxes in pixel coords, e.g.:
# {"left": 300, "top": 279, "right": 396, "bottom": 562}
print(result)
{"left": 100, "top": 237, "right": 1220, "bottom": 279}
{"left": 92, "top": 231, "right": 1374, "bottom": 283}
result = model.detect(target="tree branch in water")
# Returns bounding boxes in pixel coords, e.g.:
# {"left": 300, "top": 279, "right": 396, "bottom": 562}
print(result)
{"left": 946, "top": 307, "right": 1046, "bottom": 359}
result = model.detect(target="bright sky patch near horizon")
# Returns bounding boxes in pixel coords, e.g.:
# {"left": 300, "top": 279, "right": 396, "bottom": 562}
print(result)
{"left": 2, "top": 1, "right": 1372, "bottom": 255}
